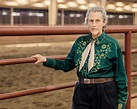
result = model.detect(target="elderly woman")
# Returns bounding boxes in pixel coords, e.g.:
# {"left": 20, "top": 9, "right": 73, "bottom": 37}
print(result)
{"left": 31, "top": 6, "right": 128, "bottom": 109}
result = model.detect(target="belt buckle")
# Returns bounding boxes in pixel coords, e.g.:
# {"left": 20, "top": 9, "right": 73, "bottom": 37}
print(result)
{"left": 84, "top": 78, "right": 90, "bottom": 84}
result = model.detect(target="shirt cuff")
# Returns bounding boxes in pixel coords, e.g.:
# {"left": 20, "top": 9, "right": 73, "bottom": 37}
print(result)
{"left": 118, "top": 101, "right": 126, "bottom": 109}
{"left": 43, "top": 58, "right": 56, "bottom": 68}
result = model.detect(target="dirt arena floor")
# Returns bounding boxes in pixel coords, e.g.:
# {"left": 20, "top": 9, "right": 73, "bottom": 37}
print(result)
{"left": 0, "top": 33, "right": 137, "bottom": 109}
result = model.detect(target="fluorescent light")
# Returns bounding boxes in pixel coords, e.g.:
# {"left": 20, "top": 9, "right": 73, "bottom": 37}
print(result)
{"left": 76, "top": 0, "right": 86, "bottom": 5}
{"left": 106, "top": 4, "right": 116, "bottom": 10}
{"left": 132, "top": 3, "right": 137, "bottom": 7}
{"left": 2, "top": 11, "right": 8, "bottom": 16}
{"left": 116, "top": 7, "right": 123, "bottom": 11}
{"left": 43, "top": 0, "right": 50, "bottom": 6}
{"left": 88, "top": 3, "right": 96, "bottom": 7}
{"left": 32, "top": 3, "right": 45, "bottom": 7}
{"left": 29, "top": 12, "right": 34, "bottom": 16}
{"left": 118, "top": 15, "right": 124, "bottom": 19}
{"left": 67, "top": 2, "right": 78, "bottom": 8}
{"left": 58, "top": 4, "right": 68, "bottom": 9}
{"left": 70, "top": 13, "right": 75, "bottom": 17}
{"left": 28, "top": 0, "right": 39, "bottom": 2}
{"left": 3, "top": 1, "right": 18, "bottom": 6}
{"left": 115, "top": 2, "right": 124, "bottom": 7}
{"left": 124, "top": 5, "right": 131, "bottom": 11}
{"left": 108, "top": 15, "right": 115, "bottom": 18}
{"left": 131, "top": 8, "right": 137, "bottom": 12}
{"left": 124, "top": 15, "right": 128, "bottom": 18}
{"left": 15, "top": 0, "right": 29, "bottom": 5}
{"left": 76, "top": 13, "right": 82, "bottom": 17}
{"left": 118, "top": 15, "right": 128, "bottom": 19}
{"left": 11, "top": 12, "right": 20, "bottom": 16}
{"left": 79, "top": 5, "right": 88, "bottom": 10}
{"left": 36, "top": 13, "right": 44, "bottom": 17}
{"left": 28, "top": 12, "right": 44, "bottom": 17}
{"left": 57, "top": 0, "right": 65, "bottom": 3}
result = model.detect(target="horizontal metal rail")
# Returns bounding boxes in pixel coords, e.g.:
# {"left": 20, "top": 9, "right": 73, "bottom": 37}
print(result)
{"left": 122, "top": 49, "right": 137, "bottom": 54}
{"left": 131, "top": 93, "right": 137, "bottom": 99}
{"left": 0, "top": 48, "right": 137, "bottom": 65}
{"left": 131, "top": 49, "right": 137, "bottom": 54}
{"left": 0, "top": 81, "right": 136, "bottom": 100}
{"left": 0, "top": 81, "right": 76, "bottom": 100}
{"left": 131, "top": 72, "right": 137, "bottom": 77}
{"left": 0, "top": 55, "right": 66, "bottom": 66}
{"left": 0, "top": 25, "right": 137, "bottom": 36}
{"left": 0, "top": 56, "right": 136, "bottom": 77}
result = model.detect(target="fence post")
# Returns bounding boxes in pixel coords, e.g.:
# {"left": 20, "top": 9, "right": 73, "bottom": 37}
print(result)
{"left": 124, "top": 31, "right": 132, "bottom": 109}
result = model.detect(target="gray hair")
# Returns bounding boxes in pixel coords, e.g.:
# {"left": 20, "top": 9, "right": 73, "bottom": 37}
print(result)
{"left": 83, "top": 6, "right": 108, "bottom": 30}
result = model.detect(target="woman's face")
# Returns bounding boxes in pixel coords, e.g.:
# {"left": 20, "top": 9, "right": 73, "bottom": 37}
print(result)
{"left": 87, "top": 12, "right": 107, "bottom": 38}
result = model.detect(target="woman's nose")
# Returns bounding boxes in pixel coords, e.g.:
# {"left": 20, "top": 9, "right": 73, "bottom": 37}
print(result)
{"left": 92, "top": 21, "right": 96, "bottom": 26}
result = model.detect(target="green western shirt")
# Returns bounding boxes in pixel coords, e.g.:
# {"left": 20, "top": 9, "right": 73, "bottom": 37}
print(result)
{"left": 43, "top": 32, "right": 128, "bottom": 109}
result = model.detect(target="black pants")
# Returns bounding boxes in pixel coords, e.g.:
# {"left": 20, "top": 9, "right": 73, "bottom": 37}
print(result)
{"left": 72, "top": 80, "right": 118, "bottom": 109}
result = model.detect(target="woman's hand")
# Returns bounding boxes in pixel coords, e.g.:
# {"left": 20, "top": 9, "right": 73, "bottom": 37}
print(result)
{"left": 31, "top": 54, "right": 46, "bottom": 64}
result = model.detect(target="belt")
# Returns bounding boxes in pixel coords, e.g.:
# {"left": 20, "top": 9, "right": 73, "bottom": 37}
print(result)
{"left": 79, "top": 78, "right": 113, "bottom": 84}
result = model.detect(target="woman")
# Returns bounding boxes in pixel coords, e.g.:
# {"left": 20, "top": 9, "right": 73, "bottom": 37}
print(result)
{"left": 31, "top": 6, "right": 128, "bottom": 109}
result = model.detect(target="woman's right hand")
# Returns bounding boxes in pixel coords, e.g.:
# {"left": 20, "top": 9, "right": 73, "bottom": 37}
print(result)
{"left": 31, "top": 54, "right": 46, "bottom": 64}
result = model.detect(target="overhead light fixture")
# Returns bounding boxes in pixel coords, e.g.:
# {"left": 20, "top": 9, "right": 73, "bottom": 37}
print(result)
{"left": 67, "top": 2, "right": 78, "bottom": 8}
{"left": 43, "top": 0, "right": 50, "bottom": 6}
{"left": 2, "top": 11, "right": 8, "bottom": 16}
{"left": 76, "top": 0, "right": 86, "bottom": 5}
{"left": 29, "top": 12, "right": 34, "bottom": 16}
{"left": 118, "top": 15, "right": 124, "bottom": 19}
{"left": 28, "top": 12, "right": 44, "bottom": 17}
{"left": 106, "top": 4, "right": 116, "bottom": 10}
{"left": 131, "top": 8, "right": 137, "bottom": 12}
{"left": 28, "top": 0, "right": 39, "bottom": 2}
{"left": 57, "top": 0, "right": 65, "bottom": 3}
{"left": 36, "top": 13, "right": 44, "bottom": 17}
{"left": 11, "top": 12, "right": 20, "bottom": 16}
{"left": 79, "top": 5, "right": 87, "bottom": 10}
{"left": 115, "top": 2, "right": 124, "bottom": 7}
{"left": 132, "top": 3, "right": 137, "bottom": 7}
{"left": 124, "top": 5, "right": 131, "bottom": 11}
{"left": 116, "top": 7, "right": 123, "bottom": 11}
{"left": 88, "top": 3, "right": 96, "bottom": 7}
{"left": 3, "top": 1, "right": 18, "bottom": 6}
{"left": 58, "top": 4, "right": 68, "bottom": 9}
{"left": 108, "top": 15, "right": 115, "bottom": 18}
{"left": 76, "top": 13, "right": 82, "bottom": 17}
{"left": 32, "top": 3, "right": 45, "bottom": 7}
{"left": 118, "top": 15, "right": 128, "bottom": 19}
{"left": 70, "top": 13, "right": 75, "bottom": 17}
{"left": 15, "top": 0, "right": 29, "bottom": 5}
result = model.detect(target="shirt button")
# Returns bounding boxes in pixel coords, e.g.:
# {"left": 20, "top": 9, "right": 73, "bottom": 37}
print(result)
{"left": 83, "top": 68, "right": 86, "bottom": 70}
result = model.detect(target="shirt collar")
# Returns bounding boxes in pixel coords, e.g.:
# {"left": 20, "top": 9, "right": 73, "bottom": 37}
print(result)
{"left": 88, "top": 32, "right": 105, "bottom": 45}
